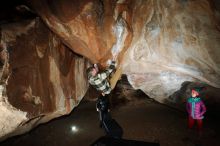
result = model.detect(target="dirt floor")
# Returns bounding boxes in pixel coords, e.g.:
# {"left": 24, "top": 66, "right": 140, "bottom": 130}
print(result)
{"left": 0, "top": 95, "right": 219, "bottom": 146}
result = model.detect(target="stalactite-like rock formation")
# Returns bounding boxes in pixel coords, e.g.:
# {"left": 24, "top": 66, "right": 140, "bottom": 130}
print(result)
{"left": 0, "top": 18, "right": 89, "bottom": 141}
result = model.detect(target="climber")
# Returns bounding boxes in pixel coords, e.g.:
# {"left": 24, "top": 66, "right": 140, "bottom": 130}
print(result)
{"left": 87, "top": 60, "right": 123, "bottom": 138}
{"left": 186, "top": 87, "right": 207, "bottom": 135}
{"left": 87, "top": 60, "right": 116, "bottom": 96}
{"left": 87, "top": 60, "right": 116, "bottom": 127}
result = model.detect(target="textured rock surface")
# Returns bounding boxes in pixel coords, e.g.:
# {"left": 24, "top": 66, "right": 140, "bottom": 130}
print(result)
{"left": 0, "top": 18, "right": 89, "bottom": 141}
{"left": 29, "top": 0, "right": 133, "bottom": 65}
{"left": 123, "top": 0, "right": 220, "bottom": 102}
{"left": 29, "top": 0, "right": 220, "bottom": 102}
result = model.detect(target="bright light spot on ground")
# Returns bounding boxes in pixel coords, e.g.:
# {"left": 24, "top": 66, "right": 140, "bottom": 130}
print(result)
{"left": 71, "top": 126, "right": 78, "bottom": 133}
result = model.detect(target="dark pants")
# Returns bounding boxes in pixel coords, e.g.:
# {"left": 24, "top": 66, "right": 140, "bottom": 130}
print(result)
{"left": 96, "top": 95, "right": 123, "bottom": 138}
{"left": 96, "top": 95, "right": 111, "bottom": 125}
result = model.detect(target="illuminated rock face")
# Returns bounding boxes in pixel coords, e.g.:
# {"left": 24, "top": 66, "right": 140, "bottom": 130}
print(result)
{"left": 29, "top": 0, "right": 133, "bottom": 65}
{"left": 30, "top": 0, "right": 220, "bottom": 102}
{"left": 0, "top": 19, "right": 88, "bottom": 141}
{"left": 123, "top": 0, "right": 220, "bottom": 102}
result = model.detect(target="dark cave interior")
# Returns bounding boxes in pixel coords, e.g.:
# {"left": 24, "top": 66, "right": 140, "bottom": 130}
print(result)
{"left": 0, "top": 0, "right": 220, "bottom": 146}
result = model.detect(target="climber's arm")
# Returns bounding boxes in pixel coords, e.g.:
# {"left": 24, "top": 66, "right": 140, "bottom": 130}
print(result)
{"left": 99, "top": 61, "right": 116, "bottom": 80}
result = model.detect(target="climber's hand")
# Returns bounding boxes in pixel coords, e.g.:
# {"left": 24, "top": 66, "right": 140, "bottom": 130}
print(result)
{"left": 107, "top": 59, "right": 117, "bottom": 66}
{"left": 106, "top": 59, "right": 112, "bottom": 65}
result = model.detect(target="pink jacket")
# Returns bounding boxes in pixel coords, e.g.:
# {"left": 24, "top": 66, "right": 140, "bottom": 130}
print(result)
{"left": 186, "top": 97, "right": 206, "bottom": 119}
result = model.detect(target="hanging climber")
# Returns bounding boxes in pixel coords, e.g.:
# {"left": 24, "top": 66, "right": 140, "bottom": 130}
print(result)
{"left": 87, "top": 60, "right": 116, "bottom": 96}
{"left": 87, "top": 60, "right": 123, "bottom": 138}
{"left": 87, "top": 60, "right": 116, "bottom": 125}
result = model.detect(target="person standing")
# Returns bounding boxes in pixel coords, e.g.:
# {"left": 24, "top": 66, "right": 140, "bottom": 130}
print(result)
{"left": 186, "top": 88, "right": 207, "bottom": 134}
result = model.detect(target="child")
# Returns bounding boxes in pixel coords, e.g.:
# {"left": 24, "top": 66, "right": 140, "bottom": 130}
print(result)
{"left": 186, "top": 88, "right": 207, "bottom": 132}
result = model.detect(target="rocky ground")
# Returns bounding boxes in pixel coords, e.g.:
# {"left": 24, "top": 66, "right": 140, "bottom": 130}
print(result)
{"left": 0, "top": 90, "right": 219, "bottom": 146}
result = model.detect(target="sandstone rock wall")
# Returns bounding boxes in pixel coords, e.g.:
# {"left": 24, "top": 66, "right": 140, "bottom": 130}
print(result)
{"left": 29, "top": 0, "right": 220, "bottom": 102}
{"left": 123, "top": 0, "right": 220, "bottom": 102}
{"left": 28, "top": 0, "right": 133, "bottom": 66}
{"left": 0, "top": 18, "right": 89, "bottom": 141}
